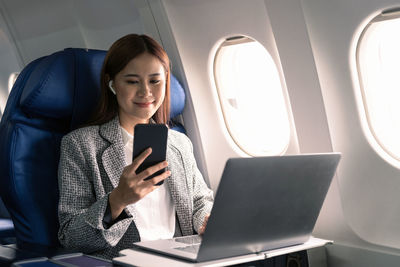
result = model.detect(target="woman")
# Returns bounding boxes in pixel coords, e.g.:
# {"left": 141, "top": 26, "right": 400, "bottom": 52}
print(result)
{"left": 57, "top": 34, "right": 214, "bottom": 259}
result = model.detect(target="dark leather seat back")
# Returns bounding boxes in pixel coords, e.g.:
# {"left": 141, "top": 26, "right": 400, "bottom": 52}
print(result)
{"left": 0, "top": 48, "right": 105, "bottom": 247}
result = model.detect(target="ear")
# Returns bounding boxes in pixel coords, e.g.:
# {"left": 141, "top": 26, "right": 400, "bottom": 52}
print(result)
{"left": 108, "top": 80, "right": 116, "bottom": 95}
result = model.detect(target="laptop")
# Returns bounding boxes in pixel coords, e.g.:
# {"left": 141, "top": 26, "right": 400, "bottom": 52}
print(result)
{"left": 133, "top": 153, "right": 341, "bottom": 262}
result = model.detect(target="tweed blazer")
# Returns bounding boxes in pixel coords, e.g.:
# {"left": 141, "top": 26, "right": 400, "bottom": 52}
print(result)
{"left": 57, "top": 116, "right": 214, "bottom": 259}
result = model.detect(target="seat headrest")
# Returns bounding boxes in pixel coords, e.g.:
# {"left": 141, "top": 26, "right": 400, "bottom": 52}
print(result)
{"left": 170, "top": 75, "right": 185, "bottom": 119}
{"left": 19, "top": 51, "right": 75, "bottom": 119}
{"left": 18, "top": 49, "right": 106, "bottom": 130}
{"left": 17, "top": 48, "right": 185, "bottom": 128}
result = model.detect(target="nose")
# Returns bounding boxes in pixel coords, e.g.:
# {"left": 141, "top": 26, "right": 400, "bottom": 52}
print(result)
{"left": 138, "top": 82, "right": 152, "bottom": 97}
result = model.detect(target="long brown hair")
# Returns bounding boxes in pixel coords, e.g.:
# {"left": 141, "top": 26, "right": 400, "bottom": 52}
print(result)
{"left": 87, "top": 34, "right": 171, "bottom": 126}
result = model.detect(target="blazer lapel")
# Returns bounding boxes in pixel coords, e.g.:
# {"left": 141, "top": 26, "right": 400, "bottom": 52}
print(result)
{"left": 99, "top": 116, "right": 138, "bottom": 218}
{"left": 166, "top": 144, "right": 194, "bottom": 235}
{"left": 99, "top": 116, "right": 126, "bottom": 189}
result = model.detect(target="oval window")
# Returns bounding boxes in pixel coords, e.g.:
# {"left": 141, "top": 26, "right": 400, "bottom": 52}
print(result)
{"left": 213, "top": 36, "right": 291, "bottom": 156}
{"left": 357, "top": 11, "right": 400, "bottom": 160}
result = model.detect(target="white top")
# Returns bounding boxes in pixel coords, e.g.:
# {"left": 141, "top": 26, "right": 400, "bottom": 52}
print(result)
{"left": 121, "top": 127, "right": 176, "bottom": 241}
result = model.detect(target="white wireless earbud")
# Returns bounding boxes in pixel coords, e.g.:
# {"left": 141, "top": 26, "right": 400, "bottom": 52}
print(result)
{"left": 108, "top": 80, "right": 116, "bottom": 95}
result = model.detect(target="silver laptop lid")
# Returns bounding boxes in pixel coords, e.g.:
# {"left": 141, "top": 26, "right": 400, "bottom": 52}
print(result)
{"left": 197, "top": 153, "right": 341, "bottom": 262}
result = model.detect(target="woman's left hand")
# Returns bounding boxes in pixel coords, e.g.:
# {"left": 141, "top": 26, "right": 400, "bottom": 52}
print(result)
{"left": 199, "top": 214, "right": 210, "bottom": 235}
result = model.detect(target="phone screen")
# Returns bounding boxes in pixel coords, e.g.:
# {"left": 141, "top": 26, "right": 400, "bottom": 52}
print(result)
{"left": 132, "top": 124, "right": 168, "bottom": 185}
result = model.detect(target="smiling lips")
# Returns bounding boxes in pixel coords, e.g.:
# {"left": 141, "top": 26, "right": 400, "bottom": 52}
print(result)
{"left": 134, "top": 101, "right": 154, "bottom": 108}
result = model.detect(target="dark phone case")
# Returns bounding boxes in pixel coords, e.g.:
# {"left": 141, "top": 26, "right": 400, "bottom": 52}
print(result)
{"left": 133, "top": 124, "right": 168, "bottom": 185}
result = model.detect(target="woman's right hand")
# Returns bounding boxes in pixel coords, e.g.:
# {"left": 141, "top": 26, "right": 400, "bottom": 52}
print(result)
{"left": 108, "top": 148, "right": 171, "bottom": 220}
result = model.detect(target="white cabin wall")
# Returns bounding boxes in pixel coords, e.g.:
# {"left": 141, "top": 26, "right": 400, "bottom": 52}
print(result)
{"left": 262, "top": 0, "right": 358, "bottom": 256}
{"left": 0, "top": 8, "right": 20, "bottom": 119}
{"left": 0, "top": 0, "right": 85, "bottom": 65}
{"left": 301, "top": 0, "right": 400, "bottom": 258}
{"left": 0, "top": 0, "right": 146, "bottom": 65}
{"left": 265, "top": 0, "right": 333, "bottom": 154}
{"left": 159, "top": 0, "right": 300, "bottom": 191}
{"left": 71, "top": 1, "right": 145, "bottom": 50}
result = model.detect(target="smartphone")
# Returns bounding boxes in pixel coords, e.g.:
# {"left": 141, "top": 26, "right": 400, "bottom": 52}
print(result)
{"left": 132, "top": 124, "right": 168, "bottom": 185}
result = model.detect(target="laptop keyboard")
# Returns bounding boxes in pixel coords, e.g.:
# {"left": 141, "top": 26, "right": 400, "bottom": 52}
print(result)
{"left": 174, "top": 244, "right": 201, "bottom": 254}
{"left": 174, "top": 235, "right": 202, "bottom": 245}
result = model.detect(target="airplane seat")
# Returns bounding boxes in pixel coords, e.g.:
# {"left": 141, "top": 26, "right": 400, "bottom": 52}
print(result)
{"left": 169, "top": 74, "right": 186, "bottom": 133}
{"left": 0, "top": 48, "right": 106, "bottom": 251}
{"left": 0, "top": 48, "right": 187, "bottom": 252}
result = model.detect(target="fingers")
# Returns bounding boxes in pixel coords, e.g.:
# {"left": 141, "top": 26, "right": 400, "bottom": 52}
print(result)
{"left": 199, "top": 214, "right": 210, "bottom": 235}
{"left": 116, "top": 150, "right": 172, "bottom": 206}
{"left": 127, "top": 149, "right": 169, "bottom": 180}
{"left": 129, "top": 148, "right": 152, "bottom": 173}
{"left": 117, "top": 167, "right": 171, "bottom": 204}
{"left": 138, "top": 161, "right": 168, "bottom": 179}
{"left": 123, "top": 156, "right": 170, "bottom": 185}
{"left": 132, "top": 160, "right": 171, "bottom": 187}
{"left": 146, "top": 169, "right": 171, "bottom": 186}
{"left": 131, "top": 169, "right": 171, "bottom": 202}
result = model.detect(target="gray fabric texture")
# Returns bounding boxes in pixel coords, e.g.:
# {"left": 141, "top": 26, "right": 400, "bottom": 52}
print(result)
{"left": 58, "top": 116, "right": 214, "bottom": 259}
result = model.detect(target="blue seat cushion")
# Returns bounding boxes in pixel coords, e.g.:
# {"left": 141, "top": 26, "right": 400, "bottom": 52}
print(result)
{"left": 170, "top": 75, "right": 185, "bottom": 119}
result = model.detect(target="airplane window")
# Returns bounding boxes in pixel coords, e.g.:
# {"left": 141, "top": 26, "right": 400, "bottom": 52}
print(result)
{"left": 213, "top": 36, "right": 290, "bottom": 156}
{"left": 8, "top": 72, "right": 19, "bottom": 93}
{"left": 357, "top": 12, "right": 400, "bottom": 160}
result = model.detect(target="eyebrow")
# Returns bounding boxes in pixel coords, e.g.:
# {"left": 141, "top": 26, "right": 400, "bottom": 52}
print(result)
{"left": 123, "top": 73, "right": 161, "bottom": 78}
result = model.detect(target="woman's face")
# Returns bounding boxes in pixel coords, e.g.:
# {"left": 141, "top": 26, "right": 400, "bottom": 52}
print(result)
{"left": 113, "top": 53, "right": 166, "bottom": 130}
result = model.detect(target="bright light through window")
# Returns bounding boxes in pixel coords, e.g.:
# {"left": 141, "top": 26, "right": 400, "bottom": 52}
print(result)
{"left": 358, "top": 15, "right": 400, "bottom": 160}
{"left": 8, "top": 72, "right": 19, "bottom": 93}
{"left": 214, "top": 37, "right": 290, "bottom": 156}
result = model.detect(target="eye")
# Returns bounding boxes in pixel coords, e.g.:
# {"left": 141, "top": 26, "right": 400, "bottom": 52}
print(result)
{"left": 126, "top": 80, "right": 139, "bottom": 84}
{"left": 150, "top": 79, "right": 161, "bottom": 84}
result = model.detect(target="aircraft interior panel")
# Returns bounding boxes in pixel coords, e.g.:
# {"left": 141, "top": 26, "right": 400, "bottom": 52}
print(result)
{"left": 302, "top": 0, "right": 400, "bottom": 257}
{"left": 265, "top": 0, "right": 333, "bottom": 154}
{"left": 0, "top": 0, "right": 146, "bottom": 65}
{"left": 262, "top": 1, "right": 354, "bottom": 258}
{"left": 0, "top": 11, "right": 20, "bottom": 119}
{"left": 160, "top": 0, "right": 300, "bottom": 191}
